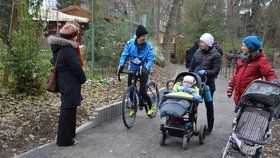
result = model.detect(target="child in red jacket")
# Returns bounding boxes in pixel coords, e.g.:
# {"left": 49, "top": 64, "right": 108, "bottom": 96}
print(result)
{"left": 227, "top": 35, "right": 278, "bottom": 106}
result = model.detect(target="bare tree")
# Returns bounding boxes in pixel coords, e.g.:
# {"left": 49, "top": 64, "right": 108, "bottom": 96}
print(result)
{"left": 153, "top": 0, "right": 160, "bottom": 41}
{"left": 162, "top": 0, "right": 183, "bottom": 62}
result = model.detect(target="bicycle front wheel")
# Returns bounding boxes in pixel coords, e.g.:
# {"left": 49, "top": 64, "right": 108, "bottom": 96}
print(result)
{"left": 146, "top": 82, "right": 160, "bottom": 118}
{"left": 122, "top": 86, "right": 138, "bottom": 129}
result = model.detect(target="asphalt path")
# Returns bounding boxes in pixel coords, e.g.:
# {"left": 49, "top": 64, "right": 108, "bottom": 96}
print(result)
{"left": 19, "top": 66, "right": 237, "bottom": 158}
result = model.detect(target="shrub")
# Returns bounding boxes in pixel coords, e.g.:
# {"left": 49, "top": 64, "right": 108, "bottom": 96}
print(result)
{"left": 7, "top": 0, "right": 44, "bottom": 95}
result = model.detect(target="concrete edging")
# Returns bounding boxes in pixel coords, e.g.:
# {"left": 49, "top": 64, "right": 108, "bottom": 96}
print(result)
{"left": 17, "top": 87, "right": 165, "bottom": 158}
{"left": 76, "top": 101, "right": 123, "bottom": 133}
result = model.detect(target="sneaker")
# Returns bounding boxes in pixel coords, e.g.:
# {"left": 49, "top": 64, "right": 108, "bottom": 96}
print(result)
{"left": 147, "top": 105, "right": 156, "bottom": 116}
{"left": 129, "top": 109, "right": 136, "bottom": 117}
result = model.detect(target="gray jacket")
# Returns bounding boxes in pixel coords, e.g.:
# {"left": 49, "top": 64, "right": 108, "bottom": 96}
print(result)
{"left": 189, "top": 47, "right": 222, "bottom": 91}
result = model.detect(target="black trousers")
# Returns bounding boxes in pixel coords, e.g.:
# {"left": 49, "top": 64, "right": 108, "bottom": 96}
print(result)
{"left": 56, "top": 107, "right": 77, "bottom": 146}
{"left": 205, "top": 89, "right": 215, "bottom": 119}
{"left": 128, "top": 72, "right": 152, "bottom": 108}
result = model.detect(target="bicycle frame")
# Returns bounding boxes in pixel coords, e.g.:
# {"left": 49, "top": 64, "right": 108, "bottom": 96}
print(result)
{"left": 118, "top": 69, "right": 159, "bottom": 128}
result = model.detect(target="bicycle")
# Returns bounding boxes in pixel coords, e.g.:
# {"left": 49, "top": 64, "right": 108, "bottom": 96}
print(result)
{"left": 118, "top": 69, "right": 160, "bottom": 129}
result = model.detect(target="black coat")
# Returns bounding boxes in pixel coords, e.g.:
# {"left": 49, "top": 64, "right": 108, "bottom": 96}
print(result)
{"left": 189, "top": 47, "right": 222, "bottom": 91}
{"left": 185, "top": 40, "right": 199, "bottom": 68}
{"left": 48, "top": 36, "right": 86, "bottom": 108}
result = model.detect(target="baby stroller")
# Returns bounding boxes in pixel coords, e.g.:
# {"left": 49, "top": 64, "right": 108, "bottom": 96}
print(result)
{"left": 159, "top": 72, "right": 207, "bottom": 150}
{"left": 221, "top": 80, "right": 280, "bottom": 158}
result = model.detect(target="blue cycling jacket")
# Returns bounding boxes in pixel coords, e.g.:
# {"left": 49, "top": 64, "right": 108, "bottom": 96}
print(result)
{"left": 119, "top": 38, "right": 154, "bottom": 72}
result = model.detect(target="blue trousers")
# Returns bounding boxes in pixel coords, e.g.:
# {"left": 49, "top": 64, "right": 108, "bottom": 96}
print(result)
{"left": 205, "top": 89, "right": 215, "bottom": 119}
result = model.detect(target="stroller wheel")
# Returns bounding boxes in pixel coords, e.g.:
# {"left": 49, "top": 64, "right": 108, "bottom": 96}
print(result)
{"left": 199, "top": 124, "right": 206, "bottom": 144}
{"left": 159, "top": 130, "right": 167, "bottom": 146}
{"left": 254, "top": 147, "right": 264, "bottom": 158}
{"left": 221, "top": 139, "right": 232, "bottom": 158}
{"left": 159, "top": 125, "right": 167, "bottom": 146}
{"left": 183, "top": 133, "right": 188, "bottom": 150}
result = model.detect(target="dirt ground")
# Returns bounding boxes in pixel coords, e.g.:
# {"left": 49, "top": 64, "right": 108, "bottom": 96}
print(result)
{"left": 0, "top": 64, "right": 279, "bottom": 158}
{"left": 0, "top": 65, "right": 176, "bottom": 158}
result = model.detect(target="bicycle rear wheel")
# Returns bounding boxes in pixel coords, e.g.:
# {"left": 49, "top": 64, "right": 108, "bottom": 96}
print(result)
{"left": 122, "top": 86, "right": 138, "bottom": 129}
{"left": 146, "top": 82, "right": 160, "bottom": 118}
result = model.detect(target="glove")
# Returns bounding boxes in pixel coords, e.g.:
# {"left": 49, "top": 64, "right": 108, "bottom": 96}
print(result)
{"left": 193, "top": 93, "right": 203, "bottom": 103}
{"left": 141, "top": 67, "right": 147, "bottom": 74}
{"left": 116, "top": 65, "right": 124, "bottom": 76}
{"left": 197, "top": 70, "right": 207, "bottom": 77}
{"left": 226, "top": 85, "right": 234, "bottom": 98}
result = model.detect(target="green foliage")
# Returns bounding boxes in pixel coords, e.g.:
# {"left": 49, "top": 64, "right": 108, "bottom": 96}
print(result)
{"left": 183, "top": 0, "right": 225, "bottom": 44}
{"left": 150, "top": 39, "right": 166, "bottom": 67}
{"left": 7, "top": 0, "right": 44, "bottom": 95}
{"left": 176, "top": 38, "right": 188, "bottom": 64}
{"left": 0, "top": 0, "right": 13, "bottom": 37}
{"left": 82, "top": 4, "right": 132, "bottom": 76}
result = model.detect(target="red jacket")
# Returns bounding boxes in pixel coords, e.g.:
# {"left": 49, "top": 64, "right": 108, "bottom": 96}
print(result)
{"left": 228, "top": 50, "right": 278, "bottom": 105}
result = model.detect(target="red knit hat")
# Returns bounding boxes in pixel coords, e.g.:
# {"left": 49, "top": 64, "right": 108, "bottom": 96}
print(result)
{"left": 59, "top": 23, "right": 79, "bottom": 39}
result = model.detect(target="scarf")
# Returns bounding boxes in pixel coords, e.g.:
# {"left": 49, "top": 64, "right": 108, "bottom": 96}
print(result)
{"left": 76, "top": 46, "right": 84, "bottom": 66}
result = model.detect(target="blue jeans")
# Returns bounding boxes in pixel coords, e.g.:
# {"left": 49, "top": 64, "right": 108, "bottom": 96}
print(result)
{"left": 205, "top": 89, "right": 214, "bottom": 119}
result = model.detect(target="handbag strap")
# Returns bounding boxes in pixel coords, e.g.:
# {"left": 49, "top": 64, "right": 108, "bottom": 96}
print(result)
{"left": 194, "top": 53, "right": 211, "bottom": 71}
{"left": 54, "top": 50, "right": 61, "bottom": 68}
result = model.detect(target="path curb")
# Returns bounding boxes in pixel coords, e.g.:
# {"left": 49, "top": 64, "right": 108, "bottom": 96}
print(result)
{"left": 17, "top": 86, "right": 166, "bottom": 157}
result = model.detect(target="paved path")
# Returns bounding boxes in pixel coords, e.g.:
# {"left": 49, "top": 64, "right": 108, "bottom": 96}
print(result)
{"left": 19, "top": 65, "right": 236, "bottom": 158}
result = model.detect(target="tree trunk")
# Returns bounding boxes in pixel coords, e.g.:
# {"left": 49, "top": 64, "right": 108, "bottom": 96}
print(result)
{"left": 162, "top": 0, "right": 182, "bottom": 63}
{"left": 153, "top": 0, "right": 160, "bottom": 42}
{"left": 226, "top": 0, "right": 240, "bottom": 47}
{"left": 2, "top": 2, "right": 18, "bottom": 85}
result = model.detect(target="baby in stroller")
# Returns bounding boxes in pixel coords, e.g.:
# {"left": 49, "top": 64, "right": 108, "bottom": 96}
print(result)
{"left": 161, "top": 75, "right": 203, "bottom": 107}
{"left": 222, "top": 80, "right": 280, "bottom": 158}
{"left": 159, "top": 72, "right": 207, "bottom": 150}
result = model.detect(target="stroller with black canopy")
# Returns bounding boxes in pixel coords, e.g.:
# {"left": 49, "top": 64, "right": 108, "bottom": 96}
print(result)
{"left": 159, "top": 72, "right": 207, "bottom": 150}
{"left": 221, "top": 80, "right": 280, "bottom": 158}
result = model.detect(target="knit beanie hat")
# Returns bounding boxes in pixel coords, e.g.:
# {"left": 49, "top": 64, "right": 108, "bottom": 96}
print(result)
{"left": 136, "top": 25, "right": 148, "bottom": 38}
{"left": 59, "top": 23, "right": 79, "bottom": 39}
{"left": 242, "top": 35, "right": 262, "bottom": 52}
{"left": 200, "top": 33, "right": 214, "bottom": 47}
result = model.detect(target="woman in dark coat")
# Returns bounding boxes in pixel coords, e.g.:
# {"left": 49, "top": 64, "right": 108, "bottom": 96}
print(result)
{"left": 189, "top": 33, "right": 222, "bottom": 135}
{"left": 48, "top": 23, "right": 86, "bottom": 146}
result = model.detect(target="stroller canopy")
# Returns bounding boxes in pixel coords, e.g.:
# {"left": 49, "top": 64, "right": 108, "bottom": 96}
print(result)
{"left": 239, "top": 80, "right": 280, "bottom": 114}
{"left": 174, "top": 72, "right": 202, "bottom": 89}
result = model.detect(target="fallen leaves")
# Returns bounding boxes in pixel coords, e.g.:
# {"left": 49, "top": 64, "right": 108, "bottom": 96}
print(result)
{"left": 6, "top": 64, "right": 275, "bottom": 158}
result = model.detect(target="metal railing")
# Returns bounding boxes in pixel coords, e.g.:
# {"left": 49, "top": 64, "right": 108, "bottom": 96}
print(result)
{"left": 220, "top": 66, "right": 234, "bottom": 80}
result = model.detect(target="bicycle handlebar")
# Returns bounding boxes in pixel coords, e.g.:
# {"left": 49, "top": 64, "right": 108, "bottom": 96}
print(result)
{"left": 117, "top": 71, "right": 141, "bottom": 82}
{"left": 117, "top": 66, "right": 143, "bottom": 82}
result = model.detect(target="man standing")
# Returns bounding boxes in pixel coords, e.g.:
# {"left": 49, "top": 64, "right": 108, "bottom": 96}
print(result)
{"left": 226, "top": 50, "right": 233, "bottom": 67}
{"left": 189, "top": 33, "right": 222, "bottom": 134}
{"left": 185, "top": 40, "right": 199, "bottom": 68}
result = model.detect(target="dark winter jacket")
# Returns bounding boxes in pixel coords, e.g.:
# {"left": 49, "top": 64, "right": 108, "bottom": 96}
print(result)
{"left": 228, "top": 50, "right": 278, "bottom": 105}
{"left": 185, "top": 40, "right": 199, "bottom": 68}
{"left": 48, "top": 35, "right": 86, "bottom": 108}
{"left": 189, "top": 47, "right": 222, "bottom": 91}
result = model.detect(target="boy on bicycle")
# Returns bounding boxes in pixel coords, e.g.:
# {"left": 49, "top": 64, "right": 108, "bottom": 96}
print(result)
{"left": 117, "top": 25, "right": 155, "bottom": 116}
